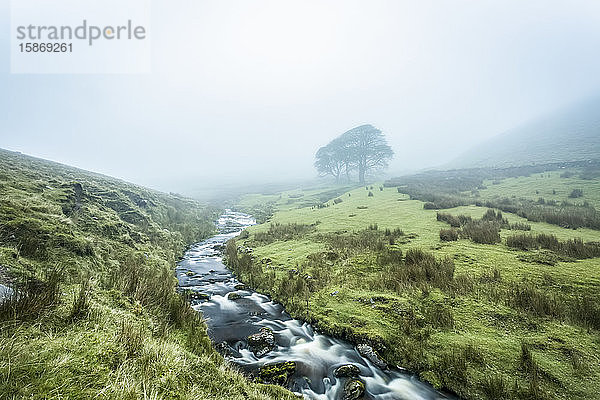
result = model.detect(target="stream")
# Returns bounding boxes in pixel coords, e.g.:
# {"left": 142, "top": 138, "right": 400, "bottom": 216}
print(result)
{"left": 176, "top": 210, "right": 454, "bottom": 400}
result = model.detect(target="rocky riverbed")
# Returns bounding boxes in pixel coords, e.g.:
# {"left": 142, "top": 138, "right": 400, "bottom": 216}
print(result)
{"left": 177, "top": 210, "right": 454, "bottom": 400}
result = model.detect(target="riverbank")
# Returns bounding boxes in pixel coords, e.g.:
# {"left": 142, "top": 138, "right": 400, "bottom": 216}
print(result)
{"left": 232, "top": 176, "right": 600, "bottom": 400}
{"left": 178, "top": 210, "right": 451, "bottom": 399}
{"left": 0, "top": 149, "right": 292, "bottom": 400}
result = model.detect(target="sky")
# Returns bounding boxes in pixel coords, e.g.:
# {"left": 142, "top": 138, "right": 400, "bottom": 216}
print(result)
{"left": 1, "top": 0, "right": 600, "bottom": 194}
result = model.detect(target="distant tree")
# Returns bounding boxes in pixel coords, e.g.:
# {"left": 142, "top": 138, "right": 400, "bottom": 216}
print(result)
{"left": 314, "top": 140, "right": 345, "bottom": 182}
{"left": 315, "top": 124, "right": 393, "bottom": 184}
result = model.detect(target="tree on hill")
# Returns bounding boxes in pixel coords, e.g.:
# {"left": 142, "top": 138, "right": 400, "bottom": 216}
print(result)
{"left": 314, "top": 139, "right": 346, "bottom": 183}
{"left": 314, "top": 124, "right": 393, "bottom": 184}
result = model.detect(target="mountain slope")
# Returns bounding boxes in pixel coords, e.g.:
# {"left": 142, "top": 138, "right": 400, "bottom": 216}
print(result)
{"left": 448, "top": 96, "right": 600, "bottom": 168}
{"left": 0, "top": 149, "right": 294, "bottom": 400}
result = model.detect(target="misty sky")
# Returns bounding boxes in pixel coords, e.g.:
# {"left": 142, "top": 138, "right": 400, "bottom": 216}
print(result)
{"left": 2, "top": 0, "right": 600, "bottom": 193}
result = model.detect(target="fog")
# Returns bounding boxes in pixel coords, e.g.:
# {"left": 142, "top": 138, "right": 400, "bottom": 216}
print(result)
{"left": 2, "top": 0, "right": 600, "bottom": 195}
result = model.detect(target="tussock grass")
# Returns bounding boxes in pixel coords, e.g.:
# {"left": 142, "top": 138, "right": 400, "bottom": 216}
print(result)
{"left": 0, "top": 267, "right": 62, "bottom": 322}
{"left": 0, "top": 149, "right": 293, "bottom": 400}
{"left": 234, "top": 169, "right": 600, "bottom": 400}
{"left": 506, "top": 233, "right": 600, "bottom": 258}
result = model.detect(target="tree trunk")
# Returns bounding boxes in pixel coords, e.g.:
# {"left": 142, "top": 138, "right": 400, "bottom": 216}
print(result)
{"left": 358, "top": 165, "right": 365, "bottom": 184}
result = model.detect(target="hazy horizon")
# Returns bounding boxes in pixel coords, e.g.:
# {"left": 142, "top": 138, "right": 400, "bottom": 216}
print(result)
{"left": 2, "top": 1, "right": 600, "bottom": 194}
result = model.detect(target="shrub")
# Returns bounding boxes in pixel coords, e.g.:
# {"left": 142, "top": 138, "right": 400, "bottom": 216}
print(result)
{"left": 253, "top": 223, "right": 315, "bottom": 244}
{"left": 561, "top": 238, "right": 600, "bottom": 259}
{"left": 394, "top": 249, "right": 455, "bottom": 289}
{"left": 570, "top": 295, "right": 600, "bottom": 330}
{"left": 482, "top": 209, "right": 499, "bottom": 221}
{"left": 506, "top": 234, "right": 538, "bottom": 250}
{"left": 482, "top": 209, "right": 509, "bottom": 227}
{"left": 560, "top": 171, "right": 575, "bottom": 178}
{"left": 510, "top": 222, "right": 531, "bottom": 231}
{"left": 368, "top": 191, "right": 374, "bottom": 197}
{"left": 425, "top": 301, "right": 454, "bottom": 329}
{"left": 377, "top": 248, "right": 403, "bottom": 265}
{"left": 439, "top": 228, "right": 458, "bottom": 241}
{"left": 325, "top": 229, "right": 396, "bottom": 253}
{"left": 458, "top": 215, "right": 473, "bottom": 225}
{"left": 506, "top": 233, "right": 600, "bottom": 259}
{"left": 508, "top": 283, "right": 561, "bottom": 317}
{"left": 461, "top": 221, "right": 501, "bottom": 244}
{"left": 569, "top": 189, "right": 583, "bottom": 198}
{"left": 437, "top": 212, "right": 461, "bottom": 227}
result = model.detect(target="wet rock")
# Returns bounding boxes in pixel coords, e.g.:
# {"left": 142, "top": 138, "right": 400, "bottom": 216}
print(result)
{"left": 234, "top": 283, "right": 247, "bottom": 290}
{"left": 334, "top": 364, "right": 360, "bottom": 378}
{"left": 215, "top": 341, "right": 241, "bottom": 358}
{"left": 357, "top": 344, "right": 387, "bottom": 369}
{"left": 257, "top": 361, "right": 296, "bottom": 385}
{"left": 342, "top": 378, "right": 365, "bottom": 400}
{"left": 189, "top": 292, "right": 210, "bottom": 301}
{"left": 248, "top": 327, "right": 276, "bottom": 357}
{"left": 248, "top": 311, "right": 264, "bottom": 317}
{"left": 212, "top": 244, "right": 225, "bottom": 252}
{"left": 227, "top": 291, "right": 244, "bottom": 300}
{"left": 185, "top": 271, "right": 195, "bottom": 277}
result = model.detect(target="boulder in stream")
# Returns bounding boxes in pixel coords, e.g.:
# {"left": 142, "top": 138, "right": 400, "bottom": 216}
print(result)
{"left": 342, "top": 378, "right": 365, "bottom": 400}
{"left": 227, "top": 291, "right": 244, "bottom": 300}
{"left": 215, "top": 341, "right": 241, "bottom": 358}
{"left": 334, "top": 364, "right": 360, "bottom": 378}
{"left": 247, "top": 327, "right": 276, "bottom": 357}
{"left": 234, "top": 283, "right": 247, "bottom": 290}
{"left": 190, "top": 292, "right": 210, "bottom": 301}
{"left": 257, "top": 361, "right": 296, "bottom": 385}
{"left": 357, "top": 343, "right": 387, "bottom": 369}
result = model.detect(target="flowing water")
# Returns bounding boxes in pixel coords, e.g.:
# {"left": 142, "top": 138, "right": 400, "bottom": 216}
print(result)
{"left": 0, "top": 284, "right": 13, "bottom": 301}
{"left": 177, "top": 210, "right": 455, "bottom": 400}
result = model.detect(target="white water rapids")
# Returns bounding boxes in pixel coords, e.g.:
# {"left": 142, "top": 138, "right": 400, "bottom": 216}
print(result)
{"left": 176, "top": 210, "right": 455, "bottom": 400}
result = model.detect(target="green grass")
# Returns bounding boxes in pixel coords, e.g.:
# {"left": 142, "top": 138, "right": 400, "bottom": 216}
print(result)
{"left": 0, "top": 149, "right": 295, "bottom": 400}
{"left": 478, "top": 170, "right": 600, "bottom": 209}
{"left": 233, "top": 171, "right": 600, "bottom": 400}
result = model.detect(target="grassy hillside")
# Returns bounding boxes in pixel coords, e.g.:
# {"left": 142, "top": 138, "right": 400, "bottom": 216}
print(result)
{"left": 0, "top": 149, "right": 294, "bottom": 400}
{"left": 447, "top": 97, "right": 600, "bottom": 169}
{"left": 231, "top": 167, "right": 600, "bottom": 400}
